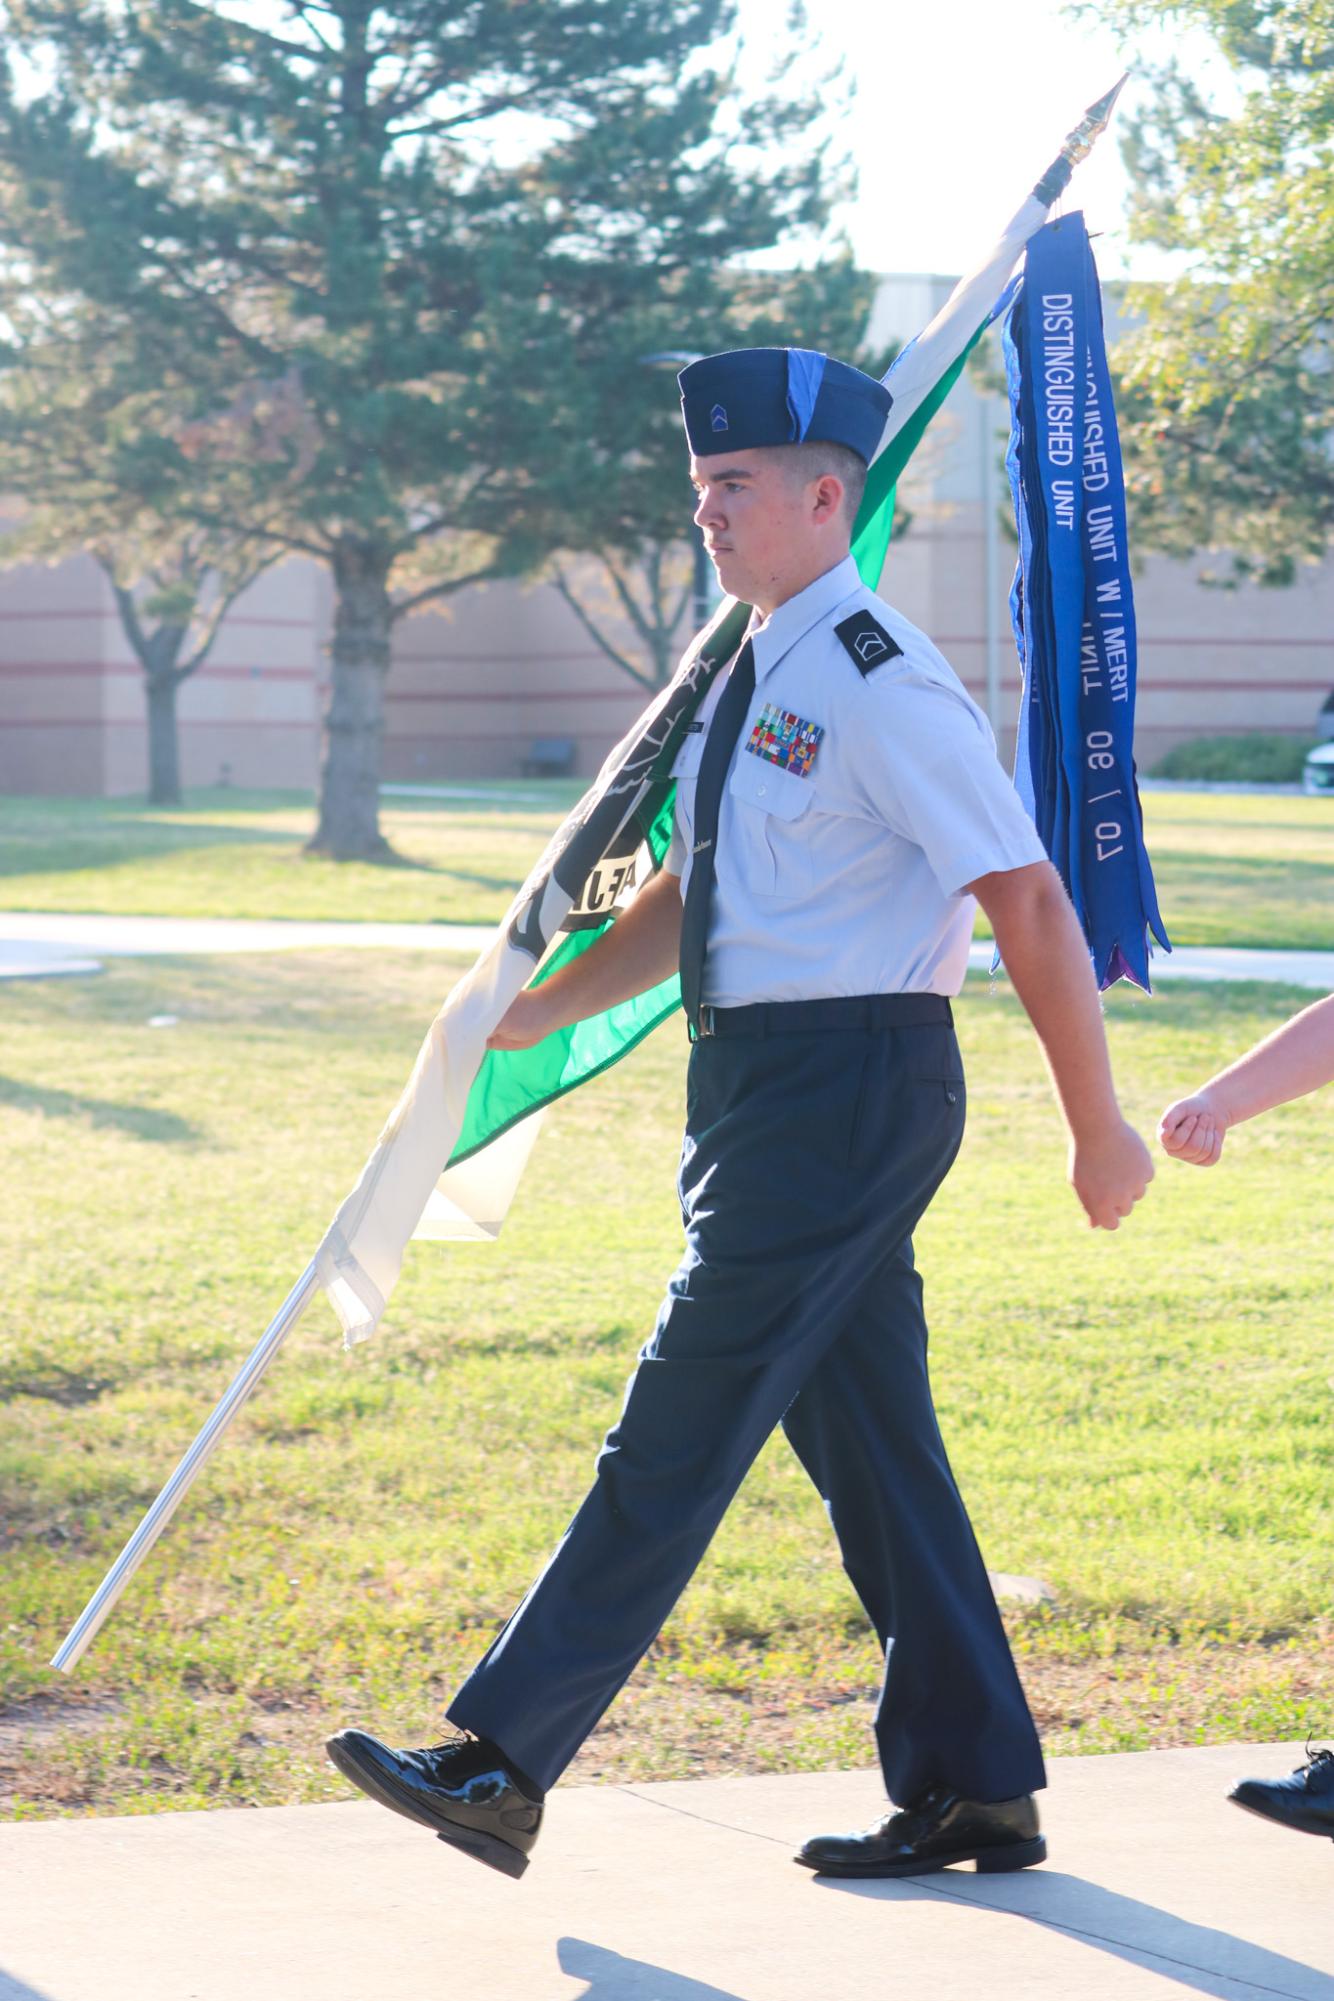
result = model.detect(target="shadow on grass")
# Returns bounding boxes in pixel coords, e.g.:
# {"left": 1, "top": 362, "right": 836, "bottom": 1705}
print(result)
{"left": 0, "top": 820, "right": 309, "bottom": 880}
{"left": 444, "top": 866, "right": 527, "bottom": 893}
{"left": 0, "top": 1364, "right": 117, "bottom": 1406}
{"left": 0, "top": 788, "right": 565, "bottom": 885}
{"left": 0, "top": 1076, "right": 201, "bottom": 1145}
{"left": 0, "top": 818, "right": 485, "bottom": 885}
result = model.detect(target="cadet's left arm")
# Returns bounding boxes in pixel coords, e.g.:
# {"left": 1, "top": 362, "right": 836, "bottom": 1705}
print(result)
{"left": 964, "top": 859, "right": 1154, "bottom": 1231}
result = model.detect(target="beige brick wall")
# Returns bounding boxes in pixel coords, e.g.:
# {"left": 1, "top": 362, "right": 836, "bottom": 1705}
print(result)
{"left": 0, "top": 551, "right": 323, "bottom": 795}
{"left": 382, "top": 568, "right": 683, "bottom": 784}
{"left": 3, "top": 271, "right": 1332, "bottom": 797}
{"left": 0, "top": 551, "right": 112, "bottom": 793}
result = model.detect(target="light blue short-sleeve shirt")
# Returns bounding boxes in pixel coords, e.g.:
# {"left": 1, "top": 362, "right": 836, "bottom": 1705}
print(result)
{"left": 667, "top": 553, "right": 1047, "bottom": 1005}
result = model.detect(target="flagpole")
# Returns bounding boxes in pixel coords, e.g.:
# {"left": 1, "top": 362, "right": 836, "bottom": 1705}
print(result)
{"left": 50, "top": 1260, "right": 321, "bottom": 1674}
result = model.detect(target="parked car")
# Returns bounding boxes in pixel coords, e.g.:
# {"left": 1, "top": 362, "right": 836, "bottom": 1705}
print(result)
{"left": 1302, "top": 742, "right": 1334, "bottom": 794}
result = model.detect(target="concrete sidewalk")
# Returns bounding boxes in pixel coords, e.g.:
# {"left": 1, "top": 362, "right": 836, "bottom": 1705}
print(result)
{"left": 0, "top": 910, "right": 496, "bottom": 974}
{"left": 3, "top": 911, "right": 1333, "bottom": 989}
{"left": 0, "top": 943, "right": 103, "bottom": 981}
{"left": 2, "top": 1745, "right": 1331, "bottom": 2000}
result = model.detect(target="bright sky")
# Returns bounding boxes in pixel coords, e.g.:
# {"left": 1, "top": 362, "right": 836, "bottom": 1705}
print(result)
{"left": 734, "top": 0, "right": 1192, "bottom": 280}
{"left": 17, "top": 0, "right": 1209, "bottom": 285}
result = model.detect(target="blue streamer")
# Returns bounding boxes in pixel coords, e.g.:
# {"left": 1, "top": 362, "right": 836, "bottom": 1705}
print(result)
{"left": 785, "top": 349, "right": 826, "bottom": 442}
{"left": 1001, "top": 213, "right": 1169, "bottom": 991}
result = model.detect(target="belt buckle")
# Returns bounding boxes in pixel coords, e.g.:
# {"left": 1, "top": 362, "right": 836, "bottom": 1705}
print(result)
{"left": 697, "top": 1005, "right": 716, "bottom": 1038}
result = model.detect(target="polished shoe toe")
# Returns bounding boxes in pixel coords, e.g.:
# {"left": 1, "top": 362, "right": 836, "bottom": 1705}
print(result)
{"left": 326, "top": 1727, "right": 542, "bottom": 1877}
{"left": 796, "top": 1785, "right": 1045, "bottom": 1878}
{"left": 1229, "top": 1746, "right": 1334, "bottom": 1840}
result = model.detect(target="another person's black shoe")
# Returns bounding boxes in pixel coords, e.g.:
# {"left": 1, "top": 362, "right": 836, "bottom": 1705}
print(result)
{"left": 326, "top": 1728, "right": 543, "bottom": 1878}
{"left": 796, "top": 1785, "right": 1045, "bottom": 1877}
{"left": 1229, "top": 1745, "right": 1334, "bottom": 1840}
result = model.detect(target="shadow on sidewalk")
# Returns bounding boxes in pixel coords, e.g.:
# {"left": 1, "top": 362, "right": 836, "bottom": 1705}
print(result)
{"left": 0, "top": 1970, "right": 58, "bottom": 2001}
{"left": 559, "top": 1937, "right": 746, "bottom": 1999}
{"left": 817, "top": 1869, "right": 1333, "bottom": 1998}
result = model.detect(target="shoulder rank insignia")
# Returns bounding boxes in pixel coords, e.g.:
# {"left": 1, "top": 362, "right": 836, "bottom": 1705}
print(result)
{"left": 834, "top": 609, "right": 903, "bottom": 677}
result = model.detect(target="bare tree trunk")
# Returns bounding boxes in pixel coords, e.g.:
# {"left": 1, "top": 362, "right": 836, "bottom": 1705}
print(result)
{"left": 145, "top": 673, "right": 182, "bottom": 805}
{"left": 309, "top": 542, "right": 394, "bottom": 860}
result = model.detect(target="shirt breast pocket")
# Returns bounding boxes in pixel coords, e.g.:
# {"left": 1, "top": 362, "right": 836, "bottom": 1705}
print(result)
{"left": 723, "top": 753, "right": 816, "bottom": 899}
{"left": 670, "top": 731, "right": 706, "bottom": 845}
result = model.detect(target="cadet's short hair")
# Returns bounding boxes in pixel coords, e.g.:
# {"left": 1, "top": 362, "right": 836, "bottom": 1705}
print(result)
{"left": 774, "top": 439, "right": 868, "bottom": 524}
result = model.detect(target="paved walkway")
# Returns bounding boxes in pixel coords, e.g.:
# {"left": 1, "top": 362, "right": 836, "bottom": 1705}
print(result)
{"left": 1, "top": 1745, "right": 1330, "bottom": 2000}
{"left": 1181, "top": 947, "right": 1334, "bottom": 986}
{"left": 2, "top": 911, "right": 1332, "bottom": 989}
{"left": 0, "top": 911, "right": 493, "bottom": 980}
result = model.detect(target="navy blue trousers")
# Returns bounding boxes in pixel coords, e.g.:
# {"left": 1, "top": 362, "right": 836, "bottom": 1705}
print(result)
{"left": 448, "top": 1011, "right": 1046, "bottom": 1803}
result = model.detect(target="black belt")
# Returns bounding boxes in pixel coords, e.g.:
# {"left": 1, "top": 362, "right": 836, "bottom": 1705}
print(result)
{"left": 693, "top": 994, "right": 953, "bottom": 1039}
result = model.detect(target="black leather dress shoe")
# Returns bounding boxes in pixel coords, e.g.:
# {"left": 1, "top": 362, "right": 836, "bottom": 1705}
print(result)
{"left": 325, "top": 1729, "right": 543, "bottom": 1878}
{"left": 796, "top": 1785, "right": 1046, "bottom": 1877}
{"left": 1230, "top": 1746, "right": 1334, "bottom": 1839}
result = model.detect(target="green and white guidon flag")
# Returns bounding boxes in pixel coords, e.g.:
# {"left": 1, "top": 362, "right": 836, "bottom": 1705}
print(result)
{"left": 316, "top": 193, "right": 1051, "bottom": 1345}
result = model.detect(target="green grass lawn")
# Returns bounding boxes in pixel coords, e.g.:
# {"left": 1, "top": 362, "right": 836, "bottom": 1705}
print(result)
{"left": 2, "top": 954, "right": 1330, "bottom": 1819}
{"left": 0, "top": 785, "right": 585, "bottom": 927}
{"left": 1141, "top": 791, "right": 1334, "bottom": 951}
{"left": 1, "top": 785, "right": 1331, "bottom": 948}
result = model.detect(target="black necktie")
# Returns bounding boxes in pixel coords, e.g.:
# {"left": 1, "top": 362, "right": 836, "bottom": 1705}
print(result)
{"left": 679, "top": 639, "right": 756, "bottom": 1032}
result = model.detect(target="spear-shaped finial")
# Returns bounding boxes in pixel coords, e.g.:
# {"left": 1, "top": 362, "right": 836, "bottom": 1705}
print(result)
{"left": 1033, "top": 72, "right": 1130, "bottom": 205}
{"left": 1062, "top": 72, "right": 1130, "bottom": 166}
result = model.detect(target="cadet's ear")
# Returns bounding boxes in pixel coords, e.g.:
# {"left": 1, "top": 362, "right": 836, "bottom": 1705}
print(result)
{"left": 810, "top": 472, "right": 846, "bottom": 525}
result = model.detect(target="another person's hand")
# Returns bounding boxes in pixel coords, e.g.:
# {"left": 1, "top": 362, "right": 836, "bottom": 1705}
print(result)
{"left": 486, "top": 987, "right": 556, "bottom": 1051}
{"left": 1158, "top": 1090, "right": 1227, "bottom": 1167}
{"left": 1069, "top": 1119, "right": 1155, "bottom": 1229}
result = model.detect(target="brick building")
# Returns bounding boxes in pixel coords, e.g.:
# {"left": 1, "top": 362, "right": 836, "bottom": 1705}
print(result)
{"left": 2, "top": 273, "right": 1331, "bottom": 796}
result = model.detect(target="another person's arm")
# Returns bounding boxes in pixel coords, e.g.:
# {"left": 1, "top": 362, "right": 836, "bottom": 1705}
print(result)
{"left": 1158, "top": 992, "right": 1334, "bottom": 1167}
{"left": 965, "top": 860, "right": 1154, "bottom": 1231}
{"left": 486, "top": 866, "right": 683, "bottom": 1051}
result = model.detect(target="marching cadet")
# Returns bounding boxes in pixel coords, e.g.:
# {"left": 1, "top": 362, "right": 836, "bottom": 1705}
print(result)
{"left": 328, "top": 346, "right": 1153, "bottom": 1879}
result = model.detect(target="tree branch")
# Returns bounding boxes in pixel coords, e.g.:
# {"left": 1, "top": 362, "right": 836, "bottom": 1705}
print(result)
{"left": 137, "top": 248, "right": 287, "bottom": 370}
{"left": 550, "top": 568, "right": 655, "bottom": 690}
{"left": 604, "top": 554, "right": 658, "bottom": 649}
{"left": 104, "top": 564, "right": 152, "bottom": 669}
{"left": 168, "top": 0, "right": 326, "bottom": 63}
{"left": 390, "top": 560, "right": 512, "bottom": 620}
{"left": 166, "top": 501, "right": 333, "bottom": 562}
{"left": 179, "top": 555, "right": 278, "bottom": 679}
{"left": 383, "top": 75, "right": 549, "bottom": 131}
{"left": 284, "top": 2, "right": 337, "bottom": 55}
{"left": 667, "top": 572, "right": 692, "bottom": 637}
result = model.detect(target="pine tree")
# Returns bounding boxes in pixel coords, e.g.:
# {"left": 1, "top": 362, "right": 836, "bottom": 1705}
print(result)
{"left": 0, "top": 1, "right": 851, "bottom": 854}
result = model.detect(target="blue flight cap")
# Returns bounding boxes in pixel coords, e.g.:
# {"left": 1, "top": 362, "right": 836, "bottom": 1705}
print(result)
{"left": 678, "top": 347, "right": 892, "bottom": 465}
